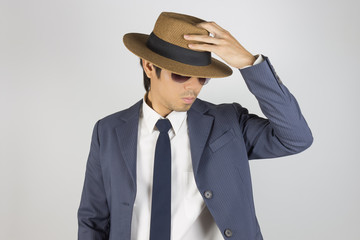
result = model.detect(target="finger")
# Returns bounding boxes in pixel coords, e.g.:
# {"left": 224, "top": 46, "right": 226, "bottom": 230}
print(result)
{"left": 196, "top": 21, "right": 226, "bottom": 38}
{"left": 188, "top": 43, "right": 217, "bottom": 52}
{"left": 211, "top": 22, "right": 227, "bottom": 32}
{"left": 184, "top": 34, "right": 221, "bottom": 45}
{"left": 197, "top": 21, "right": 224, "bottom": 32}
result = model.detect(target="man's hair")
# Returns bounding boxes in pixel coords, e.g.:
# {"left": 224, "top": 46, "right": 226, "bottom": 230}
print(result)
{"left": 139, "top": 59, "right": 162, "bottom": 92}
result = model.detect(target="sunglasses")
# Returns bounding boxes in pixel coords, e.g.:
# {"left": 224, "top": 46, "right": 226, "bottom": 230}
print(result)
{"left": 171, "top": 73, "right": 210, "bottom": 85}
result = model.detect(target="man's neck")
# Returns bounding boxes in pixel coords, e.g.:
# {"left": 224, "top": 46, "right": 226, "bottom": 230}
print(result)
{"left": 144, "top": 91, "right": 171, "bottom": 117}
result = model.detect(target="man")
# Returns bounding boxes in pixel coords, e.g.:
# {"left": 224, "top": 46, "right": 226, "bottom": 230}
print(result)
{"left": 78, "top": 12, "right": 313, "bottom": 240}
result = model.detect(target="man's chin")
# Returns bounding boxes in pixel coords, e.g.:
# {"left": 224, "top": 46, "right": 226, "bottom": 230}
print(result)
{"left": 174, "top": 104, "right": 192, "bottom": 112}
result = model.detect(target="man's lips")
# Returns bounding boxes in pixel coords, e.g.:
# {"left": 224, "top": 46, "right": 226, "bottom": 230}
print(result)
{"left": 182, "top": 97, "right": 195, "bottom": 104}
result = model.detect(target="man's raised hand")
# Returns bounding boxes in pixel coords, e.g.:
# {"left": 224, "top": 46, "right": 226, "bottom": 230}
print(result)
{"left": 184, "top": 21, "right": 256, "bottom": 69}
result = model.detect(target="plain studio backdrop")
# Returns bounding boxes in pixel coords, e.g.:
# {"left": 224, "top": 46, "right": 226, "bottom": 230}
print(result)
{"left": 1, "top": 0, "right": 359, "bottom": 239}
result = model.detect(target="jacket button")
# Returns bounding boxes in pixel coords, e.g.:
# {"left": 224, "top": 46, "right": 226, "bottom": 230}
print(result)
{"left": 204, "top": 190, "right": 213, "bottom": 199}
{"left": 224, "top": 228, "right": 233, "bottom": 237}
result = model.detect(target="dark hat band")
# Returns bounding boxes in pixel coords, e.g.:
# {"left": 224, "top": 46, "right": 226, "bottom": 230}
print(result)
{"left": 146, "top": 32, "right": 211, "bottom": 66}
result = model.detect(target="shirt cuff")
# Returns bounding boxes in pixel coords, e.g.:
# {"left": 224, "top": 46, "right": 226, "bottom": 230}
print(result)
{"left": 239, "top": 54, "right": 264, "bottom": 69}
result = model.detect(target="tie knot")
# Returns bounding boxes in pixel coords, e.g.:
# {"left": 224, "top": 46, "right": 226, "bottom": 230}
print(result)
{"left": 156, "top": 119, "right": 172, "bottom": 133}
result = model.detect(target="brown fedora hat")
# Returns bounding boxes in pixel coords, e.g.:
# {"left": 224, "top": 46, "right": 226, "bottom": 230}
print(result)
{"left": 123, "top": 12, "right": 233, "bottom": 78}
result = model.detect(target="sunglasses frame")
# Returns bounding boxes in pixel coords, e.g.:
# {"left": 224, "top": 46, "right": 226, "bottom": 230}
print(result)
{"left": 170, "top": 73, "right": 210, "bottom": 85}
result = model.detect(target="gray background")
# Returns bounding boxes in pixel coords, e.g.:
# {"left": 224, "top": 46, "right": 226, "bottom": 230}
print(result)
{"left": 1, "top": 0, "right": 359, "bottom": 239}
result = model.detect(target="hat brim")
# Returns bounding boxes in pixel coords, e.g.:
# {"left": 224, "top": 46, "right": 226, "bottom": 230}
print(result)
{"left": 123, "top": 33, "right": 233, "bottom": 78}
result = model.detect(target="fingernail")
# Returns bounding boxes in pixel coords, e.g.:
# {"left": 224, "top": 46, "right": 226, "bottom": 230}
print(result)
{"left": 188, "top": 44, "right": 193, "bottom": 48}
{"left": 184, "top": 35, "right": 189, "bottom": 39}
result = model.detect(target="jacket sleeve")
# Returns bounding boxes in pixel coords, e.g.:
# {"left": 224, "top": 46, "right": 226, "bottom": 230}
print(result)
{"left": 235, "top": 55, "right": 313, "bottom": 160}
{"left": 78, "top": 120, "right": 110, "bottom": 239}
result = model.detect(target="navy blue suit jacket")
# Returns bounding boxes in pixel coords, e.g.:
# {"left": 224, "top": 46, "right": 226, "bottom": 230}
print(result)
{"left": 78, "top": 56, "right": 313, "bottom": 240}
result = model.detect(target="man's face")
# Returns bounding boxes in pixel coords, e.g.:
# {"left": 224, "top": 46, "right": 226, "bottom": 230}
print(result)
{"left": 146, "top": 62, "right": 204, "bottom": 117}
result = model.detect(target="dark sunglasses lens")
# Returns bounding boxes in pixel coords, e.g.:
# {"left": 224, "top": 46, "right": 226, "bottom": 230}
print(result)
{"left": 171, "top": 73, "right": 210, "bottom": 85}
{"left": 171, "top": 73, "right": 191, "bottom": 83}
{"left": 198, "top": 78, "right": 210, "bottom": 85}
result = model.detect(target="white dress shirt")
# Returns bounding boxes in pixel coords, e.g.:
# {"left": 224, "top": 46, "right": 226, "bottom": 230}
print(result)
{"left": 130, "top": 55, "right": 264, "bottom": 240}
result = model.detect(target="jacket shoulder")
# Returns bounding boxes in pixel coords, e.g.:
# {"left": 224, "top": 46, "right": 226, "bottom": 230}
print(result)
{"left": 194, "top": 98, "right": 247, "bottom": 116}
{"left": 96, "top": 100, "right": 142, "bottom": 129}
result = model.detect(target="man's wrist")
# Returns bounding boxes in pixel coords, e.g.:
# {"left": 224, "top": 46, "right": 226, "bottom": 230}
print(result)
{"left": 236, "top": 55, "right": 256, "bottom": 69}
{"left": 239, "top": 54, "right": 263, "bottom": 69}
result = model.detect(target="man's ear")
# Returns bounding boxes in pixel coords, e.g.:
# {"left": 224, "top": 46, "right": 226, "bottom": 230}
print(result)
{"left": 142, "top": 59, "right": 157, "bottom": 79}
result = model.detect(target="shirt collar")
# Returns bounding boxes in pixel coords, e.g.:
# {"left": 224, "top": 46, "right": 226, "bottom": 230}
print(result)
{"left": 142, "top": 94, "right": 187, "bottom": 135}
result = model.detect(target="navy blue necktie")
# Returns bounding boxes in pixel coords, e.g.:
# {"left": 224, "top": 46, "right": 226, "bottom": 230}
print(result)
{"left": 150, "top": 119, "right": 172, "bottom": 240}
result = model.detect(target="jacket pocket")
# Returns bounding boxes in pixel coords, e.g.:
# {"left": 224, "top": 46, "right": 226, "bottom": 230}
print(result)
{"left": 209, "top": 128, "right": 235, "bottom": 152}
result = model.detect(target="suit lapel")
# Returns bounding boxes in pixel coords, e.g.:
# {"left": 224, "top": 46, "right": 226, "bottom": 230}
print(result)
{"left": 115, "top": 100, "right": 142, "bottom": 188}
{"left": 187, "top": 99, "right": 214, "bottom": 174}
{"left": 113, "top": 98, "right": 213, "bottom": 188}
